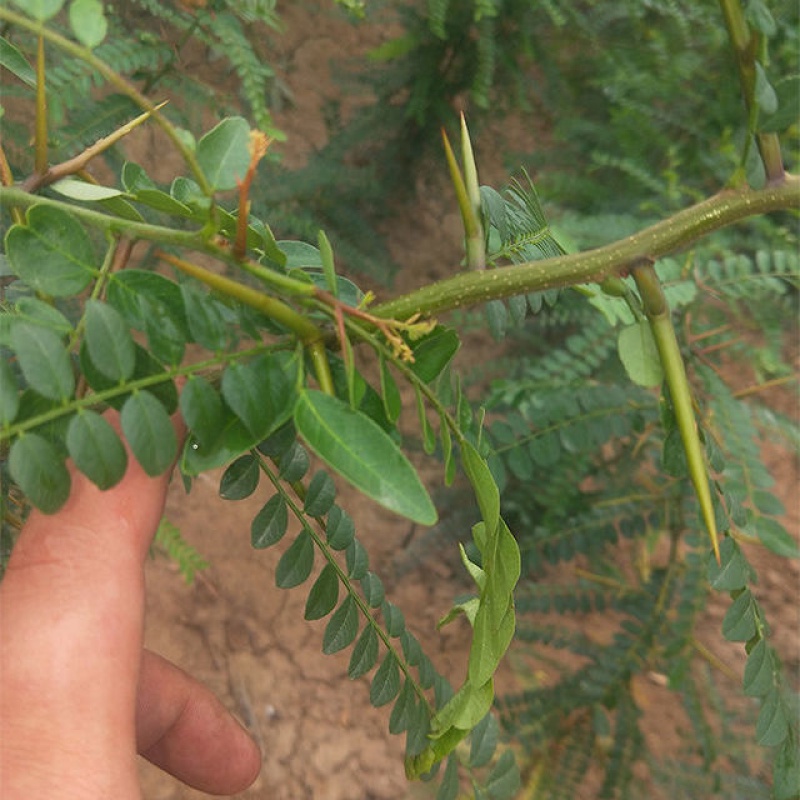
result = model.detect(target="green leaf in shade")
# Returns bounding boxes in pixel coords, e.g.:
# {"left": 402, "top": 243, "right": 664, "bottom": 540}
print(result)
{"left": 223, "top": 352, "right": 297, "bottom": 440}
{"left": 469, "top": 713, "right": 499, "bottom": 768}
{"left": 120, "top": 391, "right": 177, "bottom": 477}
{"left": 756, "top": 686, "right": 789, "bottom": 746}
{"left": 326, "top": 505, "right": 355, "bottom": 550}
{"left": 9, "top": 434, "right": 71, "bottom": 514}
{"left": 773, "top": 736, "right": 800, "bottom": 800}
{"left": 708, "top": 538, "right": 753, "bottom": 591}
{"left": 721, "top": 589, "right": 758, "bottom": 642}
{"left": 756, "top": 517, "right": 800, "bottom": 558}
{"left": 278, "top": 441, "right": 309, "bottom": 482}
{"left": 196, "top": 117, "right": 251, "bottom": 191}
{"left": 179, "top": 376, "right": 224, "bottom": 447}
{"left": 66, "top": 411, "right": 127, "bottom": 490}
{"left": 304, "top": 471, "right": 336, "bottom": 517}
{"left": 9, "top": 0, "right": 65, "bottom": 21}
{"left": 250, "top": 494, "right": 288, "bottom": 548}
{"left": 84, "top": 300, "right": 135, "bottom": 382}
{"left": 14, "top": 297, "right": 72, "bottom": 336}
{"left": 484, "top": 750, "right": 521, "bottom": 799}
{"left": 485, "top": 299, "right": 508, "bottom": 341}
{"left": 360, "top": 571, "right": 385, "bottom": 607}
{"left": 389, "top": 680, "right": 415, "bottom": 734}
{"left": 0, "top": 359, "right": 20, "bottom": 426}
{"left": 304, "top": 563, "right": 339, "bottom": 620}
{"left": 275, "top": 530, "right": 314, "bottom": 588}
{"left": 436, "top": 755, "right": 459, "bottom": 800}
{"left": 219, "top": 454, "right": 260, "bottom": 500}
{"left": 279, "top": 240, "right": 322, "bottom": 269}
{"left": 743, "top": 640, "right": 776, "bottom": 698}
{"left": 410, "top": 326, "right": 460, "bottom": 383}
{"left": 294, "top": 390, "right": 436, "bottom": 525}
{"left": 381, "top": 600, "right": 405, "bottom": 637}
{"left": 346, "top": 538, "right": 369, "bottom": 579}
{"left": 617, "top": 320, "right": 664, "bottom": 387}
{"left": 6, "top": 206, "right": 96, "bottom": 297}
{"left": 11, "top": 323, "right": 74, "bottom": 401}
{"left": 181, "top": 283, "right": 229, "bottom": 351}
{"left": 370, "top": 653, "right": 401, "bottom": 707}
{"left": 0, "top": 36, "right": 35, "bottom": 87}
{"left": 322, "top": 595, "right": 359, "bottom": 654}
{"left": 348, "top": 625, "right": 378, "bottom": 679}
{"left": 68, "top": 0, "right": 108, "bottom": 48}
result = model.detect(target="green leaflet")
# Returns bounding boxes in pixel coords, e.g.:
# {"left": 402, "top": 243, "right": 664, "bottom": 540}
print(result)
{"left": 294, "top": 390, "right": 437, "bottom": 525}
{"left": 66, "top": 410, "right": 128, "bottom": 490}
{"left": 0, "top": 35, "right": 35, "bottom": 87}
{"left": 219, "top": 454, "right": 260, "bottom": 500}
{"left": 303, "top": 471, "right": 337, "bottom": 517}
{"left": 617, "top": 320, "right": 664, "bottom": 388}
{"left": 6, "top": 206, "right": 96, "bottom": 297}
{"left": 348, "top": 624, "right": 378, "bottom": 678}
{"left": 12, "top": 323, "right": 75, "bottom": 402}
{"left": 304, "top": 563, "right": 339, "bottom": 620}
{"left": 120, "top": 391, "right": 177, "bottom": 477}
{"left": 0, "top": 359, "right": 20, "bottom": 426}
{"left": 179, "top": 376, "right": 224, "bottom": 448}
{"left": 196, "top": 117, "right": 252, "bottom": 192}
{"left": 275, "top": 530, "right": 314, "bottom": 588}
{"left": 9, "top": 0, "right": 65, "bottom": 21}
{"left": 250, "top": 494, "right": 288, "bottom": 549}
{"left": 323, "top": 595, "right": 359, "bottom": 654}
{"left": 84, "top": 300, "right": 136, "bottom": 382}
{"left": 9, "top": 434, "right": 71, "bottom": 514}
{"left": 68, "top": 0, "right": 108, "bottom": 49}
{"left": 370, "top": 652, "right": 401, "bottom": 707}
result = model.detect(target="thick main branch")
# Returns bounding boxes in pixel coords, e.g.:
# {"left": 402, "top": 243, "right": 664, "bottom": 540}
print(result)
{"left": 373, "top": 175, "right": 800, "bottom": 320}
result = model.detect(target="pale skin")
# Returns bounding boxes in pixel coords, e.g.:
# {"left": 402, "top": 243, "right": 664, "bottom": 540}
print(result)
{"left": 0, "top": 414, "right": 261, "bottom": 797}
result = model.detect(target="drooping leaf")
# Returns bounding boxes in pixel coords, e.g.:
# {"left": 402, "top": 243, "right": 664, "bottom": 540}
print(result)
{"left": 84, "top": 300, "right": 136, "bottom": 382}
{"left": 304, "top": 470, "right": 336, "bottom": 517}
{"left": 304, "top": 563, "right": 339, "bottom": 621}
{"left": 370, "top": 652, "right": 401, "bottom": 707}
{"left": 348, "top": 624, "right": 379, "bottom": 679}
{"left": 708, "top": 538, "right": 752, "bottom": 591}
{"left": 251, "top": 494, "right": 288, "bottom": 548}
{"left": 323, "top": 595, "right": 359, "bottom": 654}
{"left": 294, "top": 390, "right": 437, "bottom": 525}
{"left": 275, "top": 530, "right": 314, "bottom": 588}
{"left": 11, "top": 323, "right": 74, "bottom": 401}
{"left": 756, "top": 517, "right": 800, "bottom": 558}
{"left": 379, "top": 354, "right": 402, "bottom": 424}
{"left": 6, "top": 206, "right": 96, "bottom": 297}
{"left": 196, "top": 117, "right": 252, "bottom": 191}
{"left": 219, "top": 454, "right": 260, "bottom": 500}
{"left": 756, "top": 686, "right": 789, "bottom": 746}
{"left": 9, "top": 434, "right": 71, "bottom": 514}
{"left": 120, "top": 391, "right": 177, "bottom": 477}
{"left": 773, "top": 735, "right": 800, "bottom": 800}
{"left": 66, "top": 410, "right": 128, "bottom": 490}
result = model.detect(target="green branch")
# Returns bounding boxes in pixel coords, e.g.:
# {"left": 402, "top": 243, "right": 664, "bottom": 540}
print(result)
{"left": 372, "top": 175, "right": 800, "bottom": 320}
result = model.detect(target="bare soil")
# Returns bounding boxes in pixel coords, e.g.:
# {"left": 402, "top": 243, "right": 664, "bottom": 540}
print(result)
{"left": 133, "top": 4, "right": 799, "bottom": 798}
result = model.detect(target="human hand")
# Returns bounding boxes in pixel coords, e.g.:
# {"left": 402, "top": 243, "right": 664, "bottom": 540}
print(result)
{"left": 0, "top": 416, "right": 261, "bottom": 798}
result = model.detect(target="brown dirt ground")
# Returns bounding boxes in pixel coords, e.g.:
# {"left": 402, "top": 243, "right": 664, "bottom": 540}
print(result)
{"left": 125, "top": 4, "right": 799, "bottom": 798}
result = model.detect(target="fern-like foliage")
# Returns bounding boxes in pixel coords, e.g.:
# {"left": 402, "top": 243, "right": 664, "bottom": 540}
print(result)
{"left": 153, "top": 518, "right": 209, "bottom": 583}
